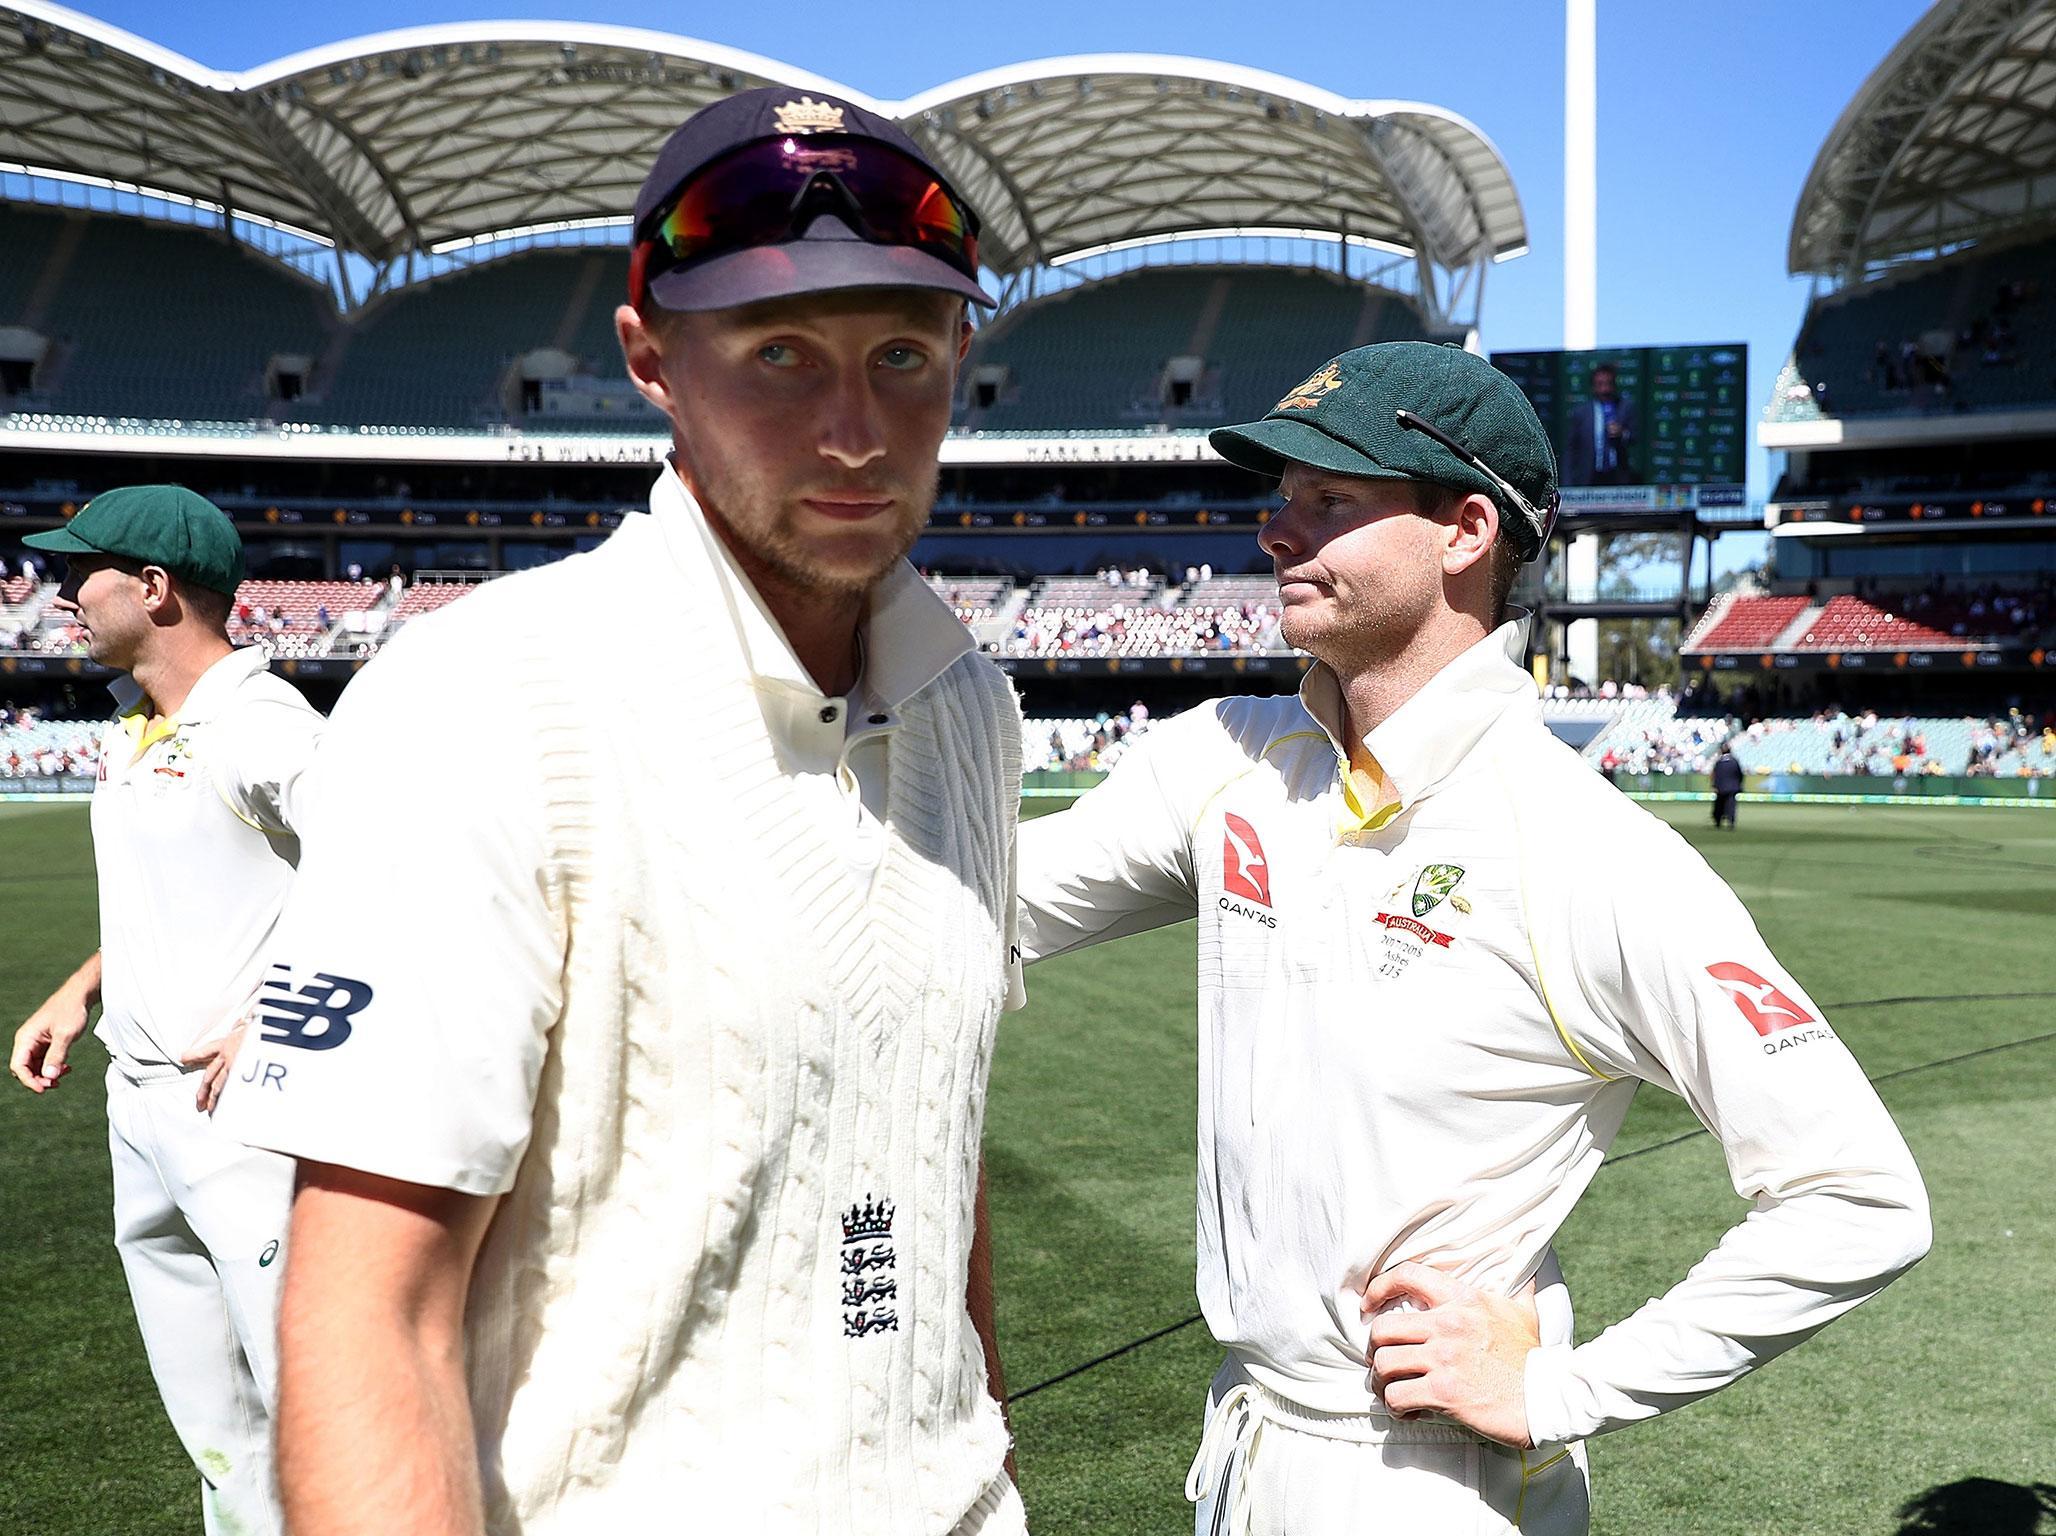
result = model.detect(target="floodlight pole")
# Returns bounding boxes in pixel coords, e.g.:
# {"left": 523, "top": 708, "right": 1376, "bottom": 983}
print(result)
{"left": 1562, "top": 0, "right": 1600, "bottom": 688}
{"left": 1564, "top": 0, "right": 1597, "bottom": 351}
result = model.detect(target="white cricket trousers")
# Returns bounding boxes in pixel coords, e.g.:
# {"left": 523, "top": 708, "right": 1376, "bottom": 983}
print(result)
{"left": 106, "top": 1062, "right": 295, "bottom": 1536}
{"left": 1187, "top": 1357, "right": 1590, "bottom": 1536}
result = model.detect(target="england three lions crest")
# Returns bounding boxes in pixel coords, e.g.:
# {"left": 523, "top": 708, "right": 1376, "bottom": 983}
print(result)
{"left": 840, "top": 1192, "right": 900, "bottom": 1338}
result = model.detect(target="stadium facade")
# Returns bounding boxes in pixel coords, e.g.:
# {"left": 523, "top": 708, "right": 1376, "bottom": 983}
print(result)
{"left": 0, "top": 5, "right": 1529, "bottom": 705}
{"left": 3, "top": 1, "right": 2052, "bottom": 794}
{"left": 1719, "top": 0, "right": 2056, "bottom": 700}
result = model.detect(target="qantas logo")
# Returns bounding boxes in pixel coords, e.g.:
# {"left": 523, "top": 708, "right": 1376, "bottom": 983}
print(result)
{"left": 1221, "top": 813, "right": 1272, "bottom": 906}
{"left": 1706, "top": 962, "right": 1814, "bottom": 1036}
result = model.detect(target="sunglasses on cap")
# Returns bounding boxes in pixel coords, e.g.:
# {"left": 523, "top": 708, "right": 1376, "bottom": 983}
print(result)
{"left": 628, "top": 135, "right": 982, "bottom": 310}
{"left": 1394, "top": 408, "right": 1560, "bottom": 561}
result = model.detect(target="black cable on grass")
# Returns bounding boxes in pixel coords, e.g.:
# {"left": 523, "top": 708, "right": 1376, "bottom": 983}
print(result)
{"left": 1606, "top": 1021, "right": 2056, "bottom": 1167}
{"left": 1829, "top": 989, "right": 2056, "bottom": 1011}
{"left": 1005, "top": 1018, "right": 2056, "bottom": 1406}
{"left": 1007, "top": 1313, "right": 1205, "bottom": 1404}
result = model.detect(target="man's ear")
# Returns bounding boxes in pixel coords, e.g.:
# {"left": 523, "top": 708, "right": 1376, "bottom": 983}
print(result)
{"left": 1443, "top": 493, "right": 1500, "bottom": 580}
{"left": 137, "top": 564, "right": 175, "bottom": 618}
{"left": 957, "top": 313, "right": 974, "bottom": 364}
{"left": 617, "top": 302, "right": 679, "bottom": 417}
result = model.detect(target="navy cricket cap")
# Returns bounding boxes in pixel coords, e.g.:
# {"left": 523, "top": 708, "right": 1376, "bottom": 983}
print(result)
{"left": 631, "top": 86, "right": 995, "bottom": 313}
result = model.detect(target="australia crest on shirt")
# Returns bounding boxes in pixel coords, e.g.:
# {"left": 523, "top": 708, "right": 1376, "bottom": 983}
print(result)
{"left": 149, "top": 729, "right": 195, "bottom": 782}
{"left": 1373, "top": 862, "right": 1470, "bottom": 979}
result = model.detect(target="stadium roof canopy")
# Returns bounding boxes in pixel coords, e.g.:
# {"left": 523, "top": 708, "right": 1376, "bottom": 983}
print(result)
{"left": 1790, "top": 0, "right": 2056, "bottom": 281}
{"left": 0, "top": 4, "right": 1524, "bottom": 314}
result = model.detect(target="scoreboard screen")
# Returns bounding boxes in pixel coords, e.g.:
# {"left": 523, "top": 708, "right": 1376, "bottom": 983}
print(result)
{"left": 1490, "top": 343, "right": 1747, "bottom": 502}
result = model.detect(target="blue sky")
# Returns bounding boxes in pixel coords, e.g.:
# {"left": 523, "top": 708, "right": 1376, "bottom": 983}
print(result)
{"left": 71, "top": 0, "right": 1933, "bottom": 557}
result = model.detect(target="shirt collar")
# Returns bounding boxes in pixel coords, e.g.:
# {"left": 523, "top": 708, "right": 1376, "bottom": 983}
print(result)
{"left": 1299, "top": 611, "right": 1537, "bottom": 811}
{"left": 646, "top": 462, "right": 971, "bottom": 710}
{"left": 107, "top": 645, "right": 268, "bottom": 725}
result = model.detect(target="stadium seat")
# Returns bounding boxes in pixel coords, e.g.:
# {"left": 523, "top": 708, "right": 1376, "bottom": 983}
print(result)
{"left": 1791, "top": 596, "right": 1958, "bottom": 651}
{"left": 957, "top": 267, "right": 1430, "bottom": 432}
{"left": 0, "top": 716, "right": 101, "bottom": 778}
{"left": 1785, "top": 233, "right": 2056, "bottom": 418}
{"left": 1682, "top": 594, "right": 1810, "bottom": 651}
{"left": 0, "top": 205, "right": 331, "bottom": 422}
{"left": 302, "top": 251, "right": 626, "bottom": 430}
{"left": 229, "top": 580, "right": 386, "bottom": 658}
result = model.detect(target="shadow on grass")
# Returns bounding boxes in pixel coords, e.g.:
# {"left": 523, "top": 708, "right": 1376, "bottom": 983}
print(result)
{"left": 1894, "top": 1477, "right": 2056, "bottom": 1534}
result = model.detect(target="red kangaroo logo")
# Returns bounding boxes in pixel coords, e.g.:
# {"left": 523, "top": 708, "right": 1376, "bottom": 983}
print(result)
{"left": 1706, "top": 961, "right": 1815, "bottom": 1036}
{"left": 1221, "top": 813, "right": 1272, "bottom": 907}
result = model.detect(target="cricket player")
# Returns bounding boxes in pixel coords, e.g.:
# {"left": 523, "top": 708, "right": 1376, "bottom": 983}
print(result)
{"left": 1016, "top": 343, "right": 1930, "bottom": 1534}
{"left": 217, "top": 89, "right": 1026, "bottom": 1535}
{"left": 10, "top": 485, "right": 322, "bottom": 1536}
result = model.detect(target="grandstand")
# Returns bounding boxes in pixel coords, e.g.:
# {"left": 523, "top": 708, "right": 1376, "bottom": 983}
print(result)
{"left": 227, "top": 580, "right": 385, "bottom": 658}
{"left": 1773, "top": 234, "right": 2055, "bottom": 424}
{"left": 0, "top": 204, "right": 332, "bottom": 423}
{"left": 0, "top": 21, "right": 1518, "bottom": 452}
{"left": 1535, "top": 690, "right": 2056, "bottom": 783}
{"left": 0, "top": 711, "right": 98, "bottom": 778}
{"left": 302, "top": 251, "right": 635, "bottom": 431}
{"left": 957, "top": 267, "right": 1431, "bottom": 432}
{"left": 0, "top": 18, "right": 1517, "bottom": 736}
{"left": 1, "top": 571, "right": 53, "bottom": 645}
{"left": 1022, "top": 712, "right": 1155, "bottom": 773}
{"left": 379, "top": 574, "right": 500, "bottom": 638}
{"left": 927, "top": 575, "right": 1014, "bottom": 627}
{"left": 0, "top": 16, "right": 1531, "bottom": 748}
{"left": 1715, "top": 0, "right": 2056, "bottom": 706}
{"left": 1680, "top": 588, "right": 2047, "bottom": 661}
{"left": 1682, "top": 593, "right": 1811, "bottom": 652}
{"left": 0, "top": 6, "right": 2044, "bottom": 738}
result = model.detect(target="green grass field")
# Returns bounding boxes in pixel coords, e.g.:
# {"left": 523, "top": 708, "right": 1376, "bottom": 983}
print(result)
{"left": 3, "top": 799, "right": 2053, "bottom": 1533}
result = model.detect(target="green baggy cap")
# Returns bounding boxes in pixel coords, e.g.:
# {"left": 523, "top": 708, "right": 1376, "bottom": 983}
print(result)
{"left": 25, "top": 485, "right": 245, "bottom": 595}
{"left": 1210, "top": 341, "right": 1558, "bottom": 558}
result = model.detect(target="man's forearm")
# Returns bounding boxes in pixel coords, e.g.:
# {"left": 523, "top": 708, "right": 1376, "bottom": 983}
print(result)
{"left": 276, "top": 1167, "right": 496, "bottom": 1536}
{"left": 66, "top": 950, "right": 102, "bottom": 1007}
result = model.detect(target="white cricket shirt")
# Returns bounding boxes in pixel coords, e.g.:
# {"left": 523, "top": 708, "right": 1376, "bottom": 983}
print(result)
{"left": 91, "top": 645, "right": 323, "bottom": 1067}
{"left": 1018, "top": 618, "right": 1929, "bottom": 1443}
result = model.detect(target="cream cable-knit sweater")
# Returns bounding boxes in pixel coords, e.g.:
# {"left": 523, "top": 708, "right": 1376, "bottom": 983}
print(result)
{"left": 224, "top": 502, "right": 1026, "bottom": 1533}
{"left": 453, "top": 536, "right": 1023, "bottom": 1533}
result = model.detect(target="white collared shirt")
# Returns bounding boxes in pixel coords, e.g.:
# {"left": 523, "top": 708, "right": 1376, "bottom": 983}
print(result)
{"left": 1017, "top": 618, "right": 1927, "bottom": 1441}
{"left": 92, "top": 645, "right": 323, "bottom": 1066}
{"left": 658, "top": 467, "right": 972, "bottom": 890}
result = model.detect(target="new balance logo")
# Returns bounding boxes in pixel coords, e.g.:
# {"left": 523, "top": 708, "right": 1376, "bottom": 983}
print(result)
{"left": 1222, "top": 813, "right": 1272, "bottom": 906}
{"left": 255, "top": 965, "right": 375, "bottom": 1051}
{"left": 1707, "top": 961, "right": 1814, "bottom": 1036}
